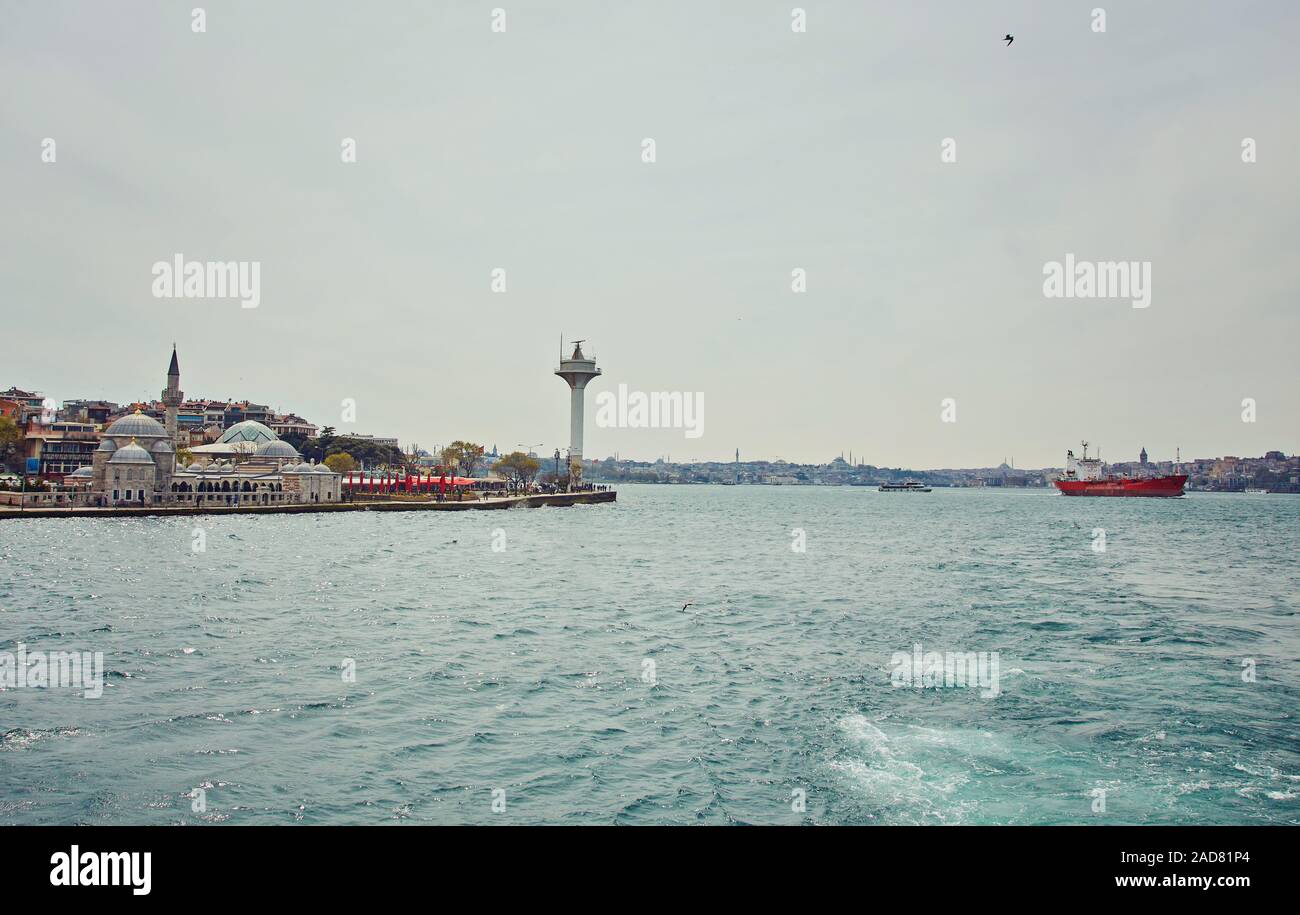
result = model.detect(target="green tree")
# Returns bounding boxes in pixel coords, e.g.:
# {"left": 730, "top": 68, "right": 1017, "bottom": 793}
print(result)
{"left": 279, "top": 431, "right": 307, "bottom": 452}
{"left": 0, "top": 414, "right": 22, "bottom": 472}
{"left": 441, "top": 441, "right": 485, "bottom": 477}
{"left": 494, "top": 451, "right": 541, "bottom": 488}
{"left": 324, "top": 451, "right": 357, "bottom": 474}
{"left": 330, "top": 437, "right": 402, "bottom": 467}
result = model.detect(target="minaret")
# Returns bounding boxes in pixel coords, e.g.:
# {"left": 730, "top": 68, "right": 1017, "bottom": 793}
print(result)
{"left": 554, "top": 340, "right": 601, "bottom": 470}
{"left": 162, "top": 344, "right": 183, "bottom": 446}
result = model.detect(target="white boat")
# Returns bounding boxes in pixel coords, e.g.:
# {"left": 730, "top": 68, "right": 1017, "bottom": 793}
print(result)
{"left": 879, "top": 480, "right": 931, "bottom": 492}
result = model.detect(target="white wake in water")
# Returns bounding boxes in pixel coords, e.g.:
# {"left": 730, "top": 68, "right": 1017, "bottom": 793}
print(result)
{"left": 830, "top": 714, "right": 1015, "bottom": 824}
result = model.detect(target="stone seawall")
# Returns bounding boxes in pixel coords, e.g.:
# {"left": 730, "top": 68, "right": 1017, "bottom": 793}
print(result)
{"left": 0, "top": 490, "right": 616, "bottom": 521}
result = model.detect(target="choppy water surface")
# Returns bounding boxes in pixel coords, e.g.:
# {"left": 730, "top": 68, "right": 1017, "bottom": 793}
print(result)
{"left": 1, "top": 486, "right": 1297, "bottom": 824}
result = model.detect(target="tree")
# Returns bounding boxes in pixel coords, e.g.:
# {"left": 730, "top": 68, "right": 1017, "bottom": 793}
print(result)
{"left": 325, "top": 451, "right": 357, "bottom": 474}
{"left": 176, "top": 446, "right": 194, "bottom": 466}
{"left": 494, "top": 451, "right": 540, "bottom": 488}
{"left": 279, "top": 431, "right": 307, "bottom": 452}
{"left": 0, "top": 415, "right": 22, "bottom": 472}
{"left": 329, "top": 437, "right": 401, "bottom": 467}
{"left": 299, "top": 432, "right": 401, "bottom": 468}
{"left": 441, "top": 441, "right": 485, "bottom": 477}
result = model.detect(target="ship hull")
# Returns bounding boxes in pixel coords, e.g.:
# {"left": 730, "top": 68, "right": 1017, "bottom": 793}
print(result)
{"left": 1054, "top": 475, "right": 1187, "bottom": 497}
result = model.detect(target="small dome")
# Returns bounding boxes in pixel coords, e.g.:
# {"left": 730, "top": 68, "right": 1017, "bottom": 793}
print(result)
{"left": 286, "top": 462, "right": 312, "bottom": 473}
{"left": 108, "top": 440, "right": 154, "bottom": 464}
{"left": 96, "top": 438, "right": 118, "bottom": 453}
{"left": 68, "top": 466, "right": 94, "bottom": 478}
{"left": 218, "top": 421, "right": 277, "bottom": 444}
{"left": 151, "top": 439, "right": 175, "bottom": 453}
{"left": 312, "top": 464, "right": 335, "bottom": 474}
{"left": 105, "top": 411, "right": 166, "bottom": 439}
{"left": 256, "top": 440, "right": 300, "bottom": 459}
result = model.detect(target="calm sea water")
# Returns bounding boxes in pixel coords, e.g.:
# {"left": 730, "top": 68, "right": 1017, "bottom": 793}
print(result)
{"left": 1, "top": 486, "right": 1297, "bottom": 825}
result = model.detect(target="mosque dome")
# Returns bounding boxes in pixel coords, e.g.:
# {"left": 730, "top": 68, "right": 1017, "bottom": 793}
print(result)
{"left": 312, "top": 464, "right": 334, "bottom": 474}
{"left": 108, "top": 440, "right": 154, "bottom": 464}
{"left": 218, "top": 421, "right": 277, "bottom": 444}
{"left": 105, "top": 411, "right": 166, "bottom": 439}
{"left": 151, "top": 439, "right": 175, "bottom": 453}
{"left": 96, "top": 438, "right": 118, "bottom": 453}
{"left": 68, "top": 466, "right": 94, "bottom": 478}
{"left": 256, "top": 439, "right": 300, "bottom": 459}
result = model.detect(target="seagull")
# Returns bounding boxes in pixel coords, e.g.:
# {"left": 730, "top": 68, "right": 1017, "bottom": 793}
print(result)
{"left": 681, "top": 600, "right": 695, "bottom": 612}
{"left": 1004, "top": 34, "right": 1014, "bottom": 46}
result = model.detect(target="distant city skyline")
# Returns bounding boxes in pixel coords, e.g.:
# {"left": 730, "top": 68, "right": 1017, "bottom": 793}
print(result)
{"left": 2, "top": 1, "right": 1297, "bottom": 467}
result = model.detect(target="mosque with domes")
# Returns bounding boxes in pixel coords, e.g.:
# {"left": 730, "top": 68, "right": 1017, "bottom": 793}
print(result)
{"left": 87, "top": 348, "right": 340, "bottom": 507}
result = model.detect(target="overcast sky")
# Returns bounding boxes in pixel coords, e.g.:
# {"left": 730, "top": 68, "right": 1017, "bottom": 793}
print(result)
{"left": 2, "top": 1, "right": 1296, "bottom": 467}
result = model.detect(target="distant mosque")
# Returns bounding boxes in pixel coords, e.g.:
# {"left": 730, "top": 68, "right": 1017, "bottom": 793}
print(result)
{"left": 85, "top": 347, "right": 339, "bottom": 507}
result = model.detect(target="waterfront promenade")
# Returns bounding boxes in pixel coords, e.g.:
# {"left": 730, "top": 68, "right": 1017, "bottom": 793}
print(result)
{"left": 0, "top": 489, "right": 615, "bottom": 520}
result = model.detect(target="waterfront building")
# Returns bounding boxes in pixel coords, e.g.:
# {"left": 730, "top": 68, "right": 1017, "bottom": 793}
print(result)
{"left": 269, "top": 413, "right": 319, "bottom": 439}
{"left": 344, "top": 433, "right": 400, "bottom": 448}
{"left": 91, "top": 410, "right": 176, "bottom": 505}
{"left": 223, "top": 401, "right": 274, "bottom": 428}
{"left": 0, "top": 388, "right": 46, "bottom": 424}
{"left": 188, "top": 419, "right": 279, "bottom": 460}
{"left": 59, "top": 400, "right": 119, "bottom": 426}
{"left": 82, "top": 348, "right": 340, "bottom": 508}
{"left": 24, "top": 420, "right": 99, "bottom": 478}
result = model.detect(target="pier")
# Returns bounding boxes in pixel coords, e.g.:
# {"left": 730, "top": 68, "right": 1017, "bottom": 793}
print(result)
{"left": 0, "top": 489, "right": 615, "bottom": 520}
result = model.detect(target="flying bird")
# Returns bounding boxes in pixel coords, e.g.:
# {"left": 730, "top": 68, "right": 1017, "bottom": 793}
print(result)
{"left": 1004, "top": 34, "right": 1014, "bottom": 46}
{"left": 681, "top": 600, "right": 695, "bottom": 612}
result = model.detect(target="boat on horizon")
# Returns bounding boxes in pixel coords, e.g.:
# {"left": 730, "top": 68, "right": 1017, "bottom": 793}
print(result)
{"left": 879, "top": 480, "right": 932, "bottom": 492}
{"left": 1054, "top": 442, "right": 1187, "bottom": 497}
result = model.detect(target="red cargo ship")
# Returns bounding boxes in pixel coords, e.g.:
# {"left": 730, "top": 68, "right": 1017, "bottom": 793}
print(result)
{"left": 1054, "top": 442, "right": 1187, "bottom": 497}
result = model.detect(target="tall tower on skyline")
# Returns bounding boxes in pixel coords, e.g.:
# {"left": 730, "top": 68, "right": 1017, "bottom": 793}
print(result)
{"left": 554, "top": 340, "right": 601, "bottom": 470}
{"left": 162, "top": 344, "right": 182, "bottom": 446}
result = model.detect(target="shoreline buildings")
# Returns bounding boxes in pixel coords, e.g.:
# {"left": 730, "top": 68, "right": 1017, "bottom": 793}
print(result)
{"left": 19, "top": 348, "right": 342, "bottom": 509}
